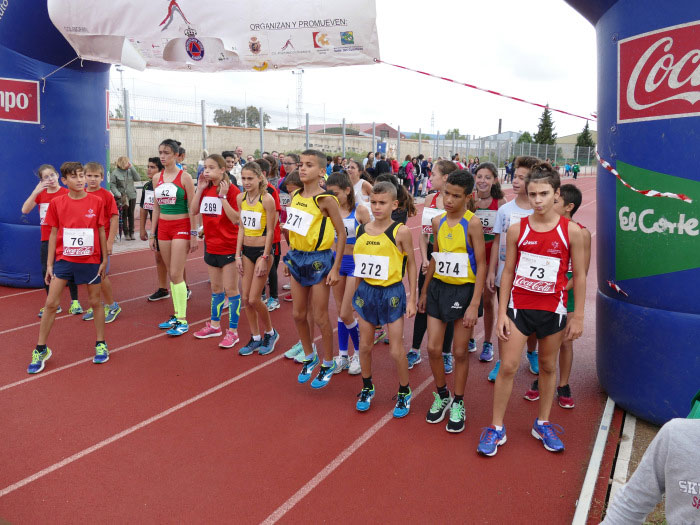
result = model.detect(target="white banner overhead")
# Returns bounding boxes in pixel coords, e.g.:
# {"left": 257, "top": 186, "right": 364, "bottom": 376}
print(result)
{"left": 47, "top": 0, "right": 380, "bottom": 72}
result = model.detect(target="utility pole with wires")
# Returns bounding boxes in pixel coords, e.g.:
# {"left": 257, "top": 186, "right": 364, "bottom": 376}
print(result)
{"left": 292, "top": 69, "right": 304, "bottom": 130}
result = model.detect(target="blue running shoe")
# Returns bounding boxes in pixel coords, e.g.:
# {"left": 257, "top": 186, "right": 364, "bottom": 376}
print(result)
{"left": 443, "top": 353, "right": 453, "bottom": 374}
{"left": 407, "top": 350, "right": 421, "bottom": 369}
{"left": 356, "top": 385, "right": 375, "bottom": 411}
{"left": 393, "top": 389, "right": 412, "bottom": 418}
{"left": 82, "top": 307, "right": 94, "bottom": 321}
{"left": 239, "top": 337, "right": 263, "bottom": 356}
{"left": 297, "top": 353, "right": 319, "bottom": 383}
{"left": 93, "top": 342, "right": 109, "bottom": 364}
{"left": 527, "top": 351, "right": 539, "bottom": 375}
{"left": 105, "top": 303, "right": 121, "bottom": 324}
{"left": 532, "top": 419, "right": 565, "bottom": 452}
{"left": 311, "top": 361, "right": 337, "bottom": 389}
{"left": 468, "top": 338, "right": 477, "bottom": 353}
{"left": 27, "top": 347, "right": 52, "bottom": 374}
{"left": 487, "top": 360, "right": 500, "bottom": 382}
{"left": 479, "top": 342, "right": 494, "bottom": 362}
{"left": 166, "top": 320, "right": 188, "bottom": 336}
{"left": 284, "top": 341, "right": 303, "bottom": 359}
{"left": 158, "top": 315, "right": 177, "bottom": 330}
{"left": 258, "top": 329, "right": 280, "bottom": 355}
{"left": 477, "top": 426, "right": 507, "bottom": 456}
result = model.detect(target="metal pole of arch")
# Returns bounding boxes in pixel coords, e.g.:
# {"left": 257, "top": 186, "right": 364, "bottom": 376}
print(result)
{"left": 123, "top": 88, "right": 132, "bottom": 161}
{"left": 259, "top": 106, "right": 264, "bottom": 155}
{"left": 418, "top": 128, "right": 422, "bottom": 156}
{"left": 305, "top": 113, "right": 309, "bottom": 149}
{"left": 372, "top": 122, "right": 376, "bottom": 156}
{"left": 201, "top": 100, "right": 207, "bottom": 152}
{"left": 397, "top": 125, "right": 401, "bottom": 163}
{"left": 342, "top": 118, "right": 346, "bottom": 157}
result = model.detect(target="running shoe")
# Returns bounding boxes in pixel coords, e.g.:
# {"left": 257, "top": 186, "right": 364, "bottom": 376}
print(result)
{"left": 531, "top": 419, "right": 565, "bottom": 452}
{"left": 69, "top": 300, "right": 83, "bottom": 315}
{"left": 93, "top": 342, "right": 109, "bottom": 364}
{"left": 348, "top": 354, "right": 362, "bottom": 375}
{"left": 283, "top": 293, "right": 293, "bottom": 302}
{"left": 158, "top": 316, "right": 177, "bottom": 329}
{"left": 82, "top": 308, "right": 94, "bottom": 321}
{"left": 284, "top": 341, "right": 304, "bottom": 359}
{"left": 407, "top": 350, "right": 422, "bottom": 369}
{"left": 373, "top": 327, "right": 386, "bottom": 345}
{"left": 477, "top": 426, "right": 507, "bottom": 456}
{"left": 426, "top": 392, "right": 452, "bottom": 423}
{"left": 38, "top": 306, "right": 62, "bottom": 318}
{"left": 282, "top": 283, "right": 291, "bottom": 290}
{"left": 187, "top": 288, "right": 192, "bottom": 301}
{"left": 298, "top": 353, "right": 320, "bottom": 384}
{"left": 446, "top": 400, "right": 466, "bottom": 433}
{"left": 443, "top": 353, "right": 453, "bottom": 374}
{"left": 219, "top": 330, "right": 239, "bottom": 349}
{"left": 356, "top": 385, "right": 375, "bottom": 412}
{"left": 27, "top": 347, "right": 52, "bottom": 374}
{"left": 266, "top": 297, "right": 281, "bottom": 311}
{"left": 105, "top": 303, "right": 121, "bottom": 324}
{"left": 468, "top": 338, "right": 477, "bottom": 353}
{"left": 311, "top": 362, "right": 337, "bottom": 389}
{"left": 524, "top": 379, "right": 540, "bottom": 401}
{"left": 333, "top": 355, "right": 350, "bottom": 374}
{"left": 527, "top": 351, "right": 539, "bottom": 375}
{"left": 148, "top": 288, "right": 170, "bottom": 302}
{"left": 258, "top": 329, "right": 280, "bottom": 355}
{"left": 194, "top": 322, "right": 223, "bottom": 339}
{"left": 295, "top": 344, "right": 316, "bottom": 363}
{"left": 479, "top": 342, "right": 494, "bottom": 362}
{"left": 487, "top": 360, "right": 501, "bottom": 382}
{"left": 166, "top": 320, "right": 189, "bottom": 336}
{"left": 393, "top": 389, "right": 412, "bottom": 418}
{"left": 557, "top": 384, "right": 575, "bottom": 409}
{"left": 239, "top": 337, "right": 263, "bottom": 356}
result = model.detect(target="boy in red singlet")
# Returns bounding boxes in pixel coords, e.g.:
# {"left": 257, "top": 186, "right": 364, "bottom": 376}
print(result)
{"left": 523, "top": 184, "right": 591, "bottom": 408}
{"left": 82, "top": 162, "right": 121, "bottom": 323}
{"left": 21, "top": 164, "right": 82, "bottom": 317}
{"left": 477, "top": 163, "right": 586, "bottom": 456}
{"left": 28, "top": 162, "right": 109, "bottom": 374}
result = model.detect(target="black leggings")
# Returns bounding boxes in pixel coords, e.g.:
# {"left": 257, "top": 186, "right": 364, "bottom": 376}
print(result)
{"left": 122, "top": 198, "right": 137, "bottom": 235}
{"left": 267, "top": 243, "right": 281, "bottom": 299}
{"left": 412, "top": 264, "right": 454, "bottom": 353}
{"left": 41, "top": 241, "right": 78, "bottom": 299}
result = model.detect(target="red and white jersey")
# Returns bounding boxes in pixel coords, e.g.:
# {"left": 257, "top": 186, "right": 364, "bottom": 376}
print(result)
{"left": 509, "top": 216, "right": 570, "bottom": 314}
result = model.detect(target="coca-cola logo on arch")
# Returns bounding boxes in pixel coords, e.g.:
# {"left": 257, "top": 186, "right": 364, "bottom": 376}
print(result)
{"left": 618, "top": 20, "right": 700, "bottom": 123}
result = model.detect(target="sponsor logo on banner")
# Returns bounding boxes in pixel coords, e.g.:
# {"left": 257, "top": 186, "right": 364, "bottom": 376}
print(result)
{"left": 0, "top": 77, "right": 40, "bottom": 124}
{"left": 340, "top": 31, "right": 354, "bottom": 45}
{"left": 618, "top": 20, "right": 700, "bottom": 123}
{"left": 281, "top": 37, "right": 294, "bottom": 51}
{"left": 249, "top": 36, "right": 262, "bottom": 54}
{"left": 160, "top": 0, "right": 191, "bottom": 31}
{"left": 313, "top": 32, "right": 330, "bottom": 48}
{"left": 615, "top": 161, "right": 700, "bottom": 280}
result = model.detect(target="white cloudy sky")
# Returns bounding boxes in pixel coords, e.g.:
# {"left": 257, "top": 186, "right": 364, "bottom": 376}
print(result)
{"left": 111, "top": 0, "right": 597, "bottom": 138}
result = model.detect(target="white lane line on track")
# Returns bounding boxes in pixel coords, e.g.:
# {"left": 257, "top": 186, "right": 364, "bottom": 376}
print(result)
{"left": 0, "top": 330, "right": 337, "bottom": 496}
{"left": 0, "top": 279, "right": 210, "bottom": 336}
{"left": 0, "top": 256, "right": 204, "bottom": 300}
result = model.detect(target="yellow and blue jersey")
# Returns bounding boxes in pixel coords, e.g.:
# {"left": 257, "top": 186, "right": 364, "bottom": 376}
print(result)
{"left": 287, "top": 192, "right": 337, "bottom": 251}
{"left": 240, "top": 192, "right": 267, "bottom": 237}
{"left": 353, "top": 221, "right": 406, "bottom": 286}
{"left": 433, "top": 210, "right": 477, "bottom": 285}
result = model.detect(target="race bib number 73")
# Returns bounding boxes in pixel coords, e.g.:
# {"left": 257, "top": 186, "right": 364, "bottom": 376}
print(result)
{"left": 514, "top": 252, "right": 559, "bottom": 293}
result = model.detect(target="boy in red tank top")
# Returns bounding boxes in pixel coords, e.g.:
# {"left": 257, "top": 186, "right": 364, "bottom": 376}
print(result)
{"left": 477, "top": 163, "right": 586, "bottom": 456}
{"left": 28, "top": 162, "right": 109, "bottom": 374}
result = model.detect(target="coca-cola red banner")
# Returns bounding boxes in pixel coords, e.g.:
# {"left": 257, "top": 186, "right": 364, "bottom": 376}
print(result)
{"left": 0, "top": 78, "right": 40, "bottom": 124}
{"left": 618, "top": 20, "right": 700, "bottom": 123}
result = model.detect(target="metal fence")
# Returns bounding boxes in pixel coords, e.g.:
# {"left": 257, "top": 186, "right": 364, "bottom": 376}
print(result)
{"left": 109, "top": 88, "right": 596, "bottom": 176}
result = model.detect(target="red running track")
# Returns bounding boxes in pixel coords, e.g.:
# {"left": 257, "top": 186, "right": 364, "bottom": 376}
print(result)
{"left": 0, "top": 177, "right": 611, "bottom": 523}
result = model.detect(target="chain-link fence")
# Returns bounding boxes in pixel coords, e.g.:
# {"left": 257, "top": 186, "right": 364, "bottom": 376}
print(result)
{"left": 109, "top": 88, "right": 597, "bottom": 178}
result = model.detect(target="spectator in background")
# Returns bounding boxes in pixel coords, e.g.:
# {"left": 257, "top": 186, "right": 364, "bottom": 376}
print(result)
{"left": 390, "top": 156, "right": 399, "bottom": 175}
{"left": 564, "top": 161, "right": 572, "bottom": 177}
{"left": 246, "top": 154, "right": 254, "bottom": 163}
{"left": 196, "top": 149, "right": 208, "bottom": 180}
{"left": 265, "top": 155, "right": 281, "bottom": 188}
{"left": 411, "top": 156, "right": 422, "bottom": 197}
{"left": 110, "top": 156, "right": 141, "bottom": 240}
{"left": 471, "top": 156, "right": 480, "bottom": 174}
{"left": 375, "top": 153, "right": 391, "bottom": 176}
{"left": 280, "top": 153, "right": 300, "bottom": 188}
{"left": 363, "top": 151, "right": 375, "bottom": 169}
{"left": 236, "top": 146, "right": 245, "bottom": 165}
{"left": 223, "top": 151, "right": 242, "bottom": 187}
{"left": 572, "top": 162, "right": 580, "bottom": 179}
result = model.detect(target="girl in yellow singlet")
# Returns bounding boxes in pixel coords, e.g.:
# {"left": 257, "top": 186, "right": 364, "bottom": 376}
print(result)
{"left": 235, "top": 162, "right": 279, "bottom": 356}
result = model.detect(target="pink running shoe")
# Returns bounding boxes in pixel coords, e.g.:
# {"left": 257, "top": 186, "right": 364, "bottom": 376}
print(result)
{"left": 557, "top": 385, "right": 575, "bottom": 409}
{"left": 283, "top": 293, "right": 293, "bottom": 302}
{"left": 524, "top": 379, "right": 539, "bottom": 401}
{"left": 219, "top": 330, "right": 240, "bottom": 349}
{"left": 194, "top": 322, "right": 223, "bottom": 339}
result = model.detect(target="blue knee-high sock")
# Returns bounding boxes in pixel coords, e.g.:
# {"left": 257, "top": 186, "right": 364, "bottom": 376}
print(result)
{"left": 229, "top": 295, "right": 241, "bottom": 330}
{"left": 211, "top": 292, "right": 226, "bottom": 322}
{"left": 346, "top": 319, "right": 360, "bottom": 352}
{"left": 337, "top": 317, "right": 349, "bottom": 356}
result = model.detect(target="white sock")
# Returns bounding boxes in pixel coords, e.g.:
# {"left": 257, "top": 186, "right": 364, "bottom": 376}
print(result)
{"left": 537, "top": 419, "right": 549, "bottom": 426}
{"left": 265, "top": 329, "right": 275, "bottom": 336}
{"left": 253, "top": 334, "right": 261, "bottom": 341}
{"left": 494, "top": 425, "right": 504, "bottom": 431}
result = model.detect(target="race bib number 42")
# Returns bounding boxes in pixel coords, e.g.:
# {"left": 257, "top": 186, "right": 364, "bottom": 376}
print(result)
{"left": 514, "top": 252, "right": 559, "bottom": 293}
{"left": 284, "top": 207, "right": 313, "bottom": 236}
{"left": 432, "top": 251, "right": 470, "bottom": 278}
{"left": 200, "top": 196, "right": 222, "bottom": 215}
{"left": 155, "top": 182, "right": 178, "bottom": 205}
{"left": 63, "top": 228, "right": 94, "bottom": 256}
{"left": 354, "top": 254, "right": 389, "bottom": 281}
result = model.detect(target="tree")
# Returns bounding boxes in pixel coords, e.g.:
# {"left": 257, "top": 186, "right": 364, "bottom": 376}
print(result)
{"left": 213, "top": 106, "right": 245, "bottom": 127}
{"left": 517, "top": 131, "right": 533, "bottom": 144}
{"left": 576, "top": 121, "right": 595, "bottom": 148}
{"left": 445, "top": 128, "right": 465, "bottom": 139}
{"left": 244, "top": 106, "right": 271, "bottom": 128}
{"left": 533, "top": 105, "right": 557, "bottom": 145}
{"left": 109, "top": 104, "right": 124, "bottom": 119}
